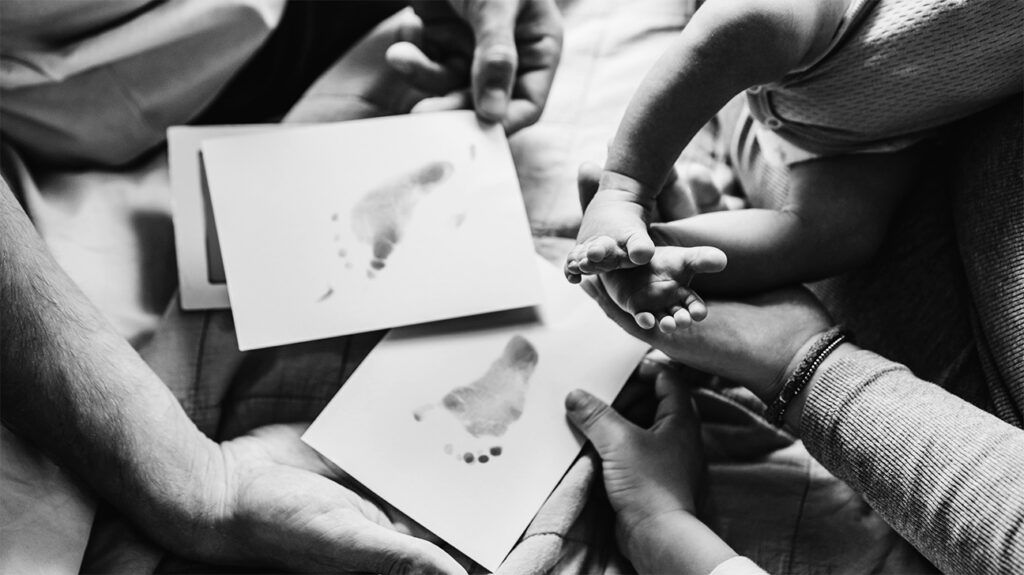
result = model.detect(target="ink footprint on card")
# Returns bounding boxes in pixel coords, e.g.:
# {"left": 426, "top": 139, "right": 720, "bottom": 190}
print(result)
{"left": 318, "top": 161, "right": 462, "bottom": 302}
{"left": 413, "top": 335, "right": 538, "bottom": 464}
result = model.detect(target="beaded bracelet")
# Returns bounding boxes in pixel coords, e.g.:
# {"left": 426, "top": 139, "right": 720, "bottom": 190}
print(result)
{"left": 766, "top": 326, "right": 849, "bottom": 427}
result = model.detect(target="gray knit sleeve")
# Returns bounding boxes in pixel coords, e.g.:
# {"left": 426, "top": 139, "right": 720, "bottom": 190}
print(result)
{"left": 800, "top": 349, "right": 1024, "bottom": 575}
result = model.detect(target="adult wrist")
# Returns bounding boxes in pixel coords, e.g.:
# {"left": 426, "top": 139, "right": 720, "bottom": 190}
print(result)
{"left": 759, "top": 329, "right": 823, "bottom": 405}
{"left": 782, "top": 342, "right": 859, "bottom": 435}
{"left": 131, "top": 431, "right": 228, "bottom": 561}
{"left": 765, "top": 327, "right": 849, "bottom": 432}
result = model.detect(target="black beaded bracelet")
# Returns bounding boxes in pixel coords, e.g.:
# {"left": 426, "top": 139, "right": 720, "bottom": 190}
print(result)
{"left": 766, "top": 327, "right": 848, "bottom": 427}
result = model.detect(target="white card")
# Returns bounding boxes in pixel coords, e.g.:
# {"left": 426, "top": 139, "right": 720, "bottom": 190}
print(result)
{"left": 168, "top": 125, "right": 280, "bottom": 310}
{"left": 302, "top": 257, "right": 650, "bottom": 571}
{"left": 200, "top": 112, "right": 542, "bottom": 350}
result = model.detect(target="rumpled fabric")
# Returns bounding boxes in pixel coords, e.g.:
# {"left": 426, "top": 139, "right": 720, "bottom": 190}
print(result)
{"left": 7, "top": 0, "right": 1015, "bottom": 573}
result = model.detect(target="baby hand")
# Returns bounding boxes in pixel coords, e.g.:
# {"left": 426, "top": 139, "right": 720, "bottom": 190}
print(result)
{"left": 565, "top": 369, "right": 704, "bottom": 556}
{"left": 602, "top": 245, "right": 727, "bottom": 332}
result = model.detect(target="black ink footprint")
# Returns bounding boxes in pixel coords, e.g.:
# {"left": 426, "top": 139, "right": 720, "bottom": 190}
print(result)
{"left": 413, "top": 335, "right": 539, "bottom": 464}
{"left": 347, "top": 161, "right": 453, "bottom": 274}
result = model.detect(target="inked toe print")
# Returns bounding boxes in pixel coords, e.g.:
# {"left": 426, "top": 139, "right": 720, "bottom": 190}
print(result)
{"left": 317, "top": 161, "right": 455, "bottom": 301}
{"left": 349, "top": 161, "right": 453, "bottom": 271}
{"left": 414, "top": 336, "right": 538, "bottom": 464}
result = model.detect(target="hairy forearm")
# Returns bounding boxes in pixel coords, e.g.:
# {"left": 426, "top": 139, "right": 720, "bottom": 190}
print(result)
{"left": 650, "top": 208, "right": 863, "bottom": 295}
{"left": 0, "top": 181, "right": 220, "bottom": 554}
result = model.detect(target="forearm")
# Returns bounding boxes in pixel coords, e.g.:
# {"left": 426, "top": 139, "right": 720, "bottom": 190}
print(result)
{"left": 0, "top": 181, "right": 221, "bottom": 555}
{"left": 794, "top": 347, "right": 1024, "bottom": 574}
{"left": 626, "top": 511, "right": 739, "bottom": 575}
{"left": 650, "top": 209, "right": 845, "bottom": 295}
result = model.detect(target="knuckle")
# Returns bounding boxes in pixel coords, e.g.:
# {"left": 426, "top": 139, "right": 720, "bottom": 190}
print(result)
{"left": 383, "top": 548, "right": 427, "bottom": 575}
{"left": 378, "top": 537, "right": 438, "bottom": 575}
{"left": 478, "top": 43, "right": 518, "bottom": 75}
{"left": 576, "top": 399, "right": 610, "bottom": 430}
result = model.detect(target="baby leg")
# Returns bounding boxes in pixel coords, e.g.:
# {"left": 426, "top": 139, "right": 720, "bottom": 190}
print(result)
{"left": 601, "top": 245, "right": 727, "bottom": 332}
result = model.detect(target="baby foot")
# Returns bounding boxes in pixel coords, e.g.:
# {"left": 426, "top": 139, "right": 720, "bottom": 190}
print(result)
{"left": 342, "top": 161, "right": 453, "bottom": 276}
{"left": 602, "top": 245, "right": 727, "bottom": 332}
{"left": 566, "top": 170, "right": 657, "bottom": 283}
{"left": 413, "top": 335, "right": 539, "bottom": 464}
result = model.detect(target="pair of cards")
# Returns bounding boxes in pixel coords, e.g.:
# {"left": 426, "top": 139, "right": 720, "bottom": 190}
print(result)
{"left": 169, "top": 112, "right": 541, "bottom": 349}
{"left": 168, "top": 112, "right": 649, "bottom": 571}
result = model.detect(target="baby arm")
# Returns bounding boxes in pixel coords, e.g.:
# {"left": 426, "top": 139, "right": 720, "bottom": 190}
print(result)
{"left": 566, "top": 0, "right": 846, "bottom": 281}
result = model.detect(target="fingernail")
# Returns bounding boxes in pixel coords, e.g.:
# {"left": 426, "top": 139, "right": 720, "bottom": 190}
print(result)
{"left": 478, "top": 87, "right": 508, "bottom": 119}
{"left": 389, "top": 57, "right": 412, "bottom": 74}
{"left": 565, "top": 389, "right": 589, "bottom": 411}
{"left": 579, "top": 280, "right": 596, "bottom": 296}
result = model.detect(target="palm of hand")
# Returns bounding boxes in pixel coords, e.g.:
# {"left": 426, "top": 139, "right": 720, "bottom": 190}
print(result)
{"left": 212, "top": 424, "right": 464, "bottom": 574}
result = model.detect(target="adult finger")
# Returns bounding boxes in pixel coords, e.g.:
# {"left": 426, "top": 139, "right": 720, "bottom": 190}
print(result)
{"left": 577, "top": 161, "right": 602, "bottom": 210}
{"left": 678, "top": 162, "right": 722, "bottom": 212}
{"left": 463, "top": 0, "right": 520, "bottom": 122}
{"left": 580, "top": 276, "right": 653, "bottom": 342}
{"left": 504, "top": 0, "right": 562, "bottom": 132}
{"left": 410, "top": 90, "right": 473, "bottom": 114}
{"left": 651, "top": 370, "right": 696, "bottom": 430}
{"left": 501, "top": 97, "right": 543, "bottom": 134}
{"left": 386, "top": 42, "right": 465, "bottom": 95}
{"left": 498, "top": 44, "right": 560, "bottom": 132}
{"left": 565, "top": 389, "right": 639, "bottom": 457}
{"left": 338, "top": 513, "right": 467, "bottom": 575}
{"left": 658, "top": 165, "right": 700, "bottom": 220}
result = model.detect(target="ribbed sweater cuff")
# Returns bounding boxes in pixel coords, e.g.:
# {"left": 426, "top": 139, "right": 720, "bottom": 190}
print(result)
{"left": 799, "top": 349, "right": 910, "bottom": 463}
{"left": 797, "top": 349, "right": 1024, "bottom": 575}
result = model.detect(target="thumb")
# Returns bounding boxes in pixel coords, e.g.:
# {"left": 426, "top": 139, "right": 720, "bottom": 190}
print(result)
{"left": 348, "top": 517, "right": 467, "bottom": 575}
{"left": 463, "top": 0, "right": 519, "bottom": 121}
{"left": 577, "top": 161, "right": 602, "bottom": 211}
{"left": 565, "top": 389, "right": 638, "bottom": 457}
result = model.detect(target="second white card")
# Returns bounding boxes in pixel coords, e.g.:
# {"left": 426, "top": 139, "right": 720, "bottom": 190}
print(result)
{"left": 303, "top": 257, "right": 650, "bottom": 571}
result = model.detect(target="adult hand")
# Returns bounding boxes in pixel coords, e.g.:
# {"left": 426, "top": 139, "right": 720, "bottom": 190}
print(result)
{"left": 200, "top": 424, "right": 465, "bottom": 574}
{"left": 581, "top": 276, "right": 832, "bottom": 402}
{"left": 387, "top": 0, "right": 563, "bottom": 132}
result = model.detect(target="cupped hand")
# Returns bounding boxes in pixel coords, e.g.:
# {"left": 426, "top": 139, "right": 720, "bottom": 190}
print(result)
{"left": 202, "top": 424, "right": 465, "bottom": 575}
{"left": 581, "top": 276, "right": 832, "bottom": 402}
{"left": 387, "top": 0, "right": 563, "bottom": 132}
{"left": 564, "top": 370, "right": 704, "bottom": 561}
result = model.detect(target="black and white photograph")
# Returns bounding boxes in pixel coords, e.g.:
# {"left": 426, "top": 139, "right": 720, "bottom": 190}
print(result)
{"left": 1, "top": 0, "right": 1021, "bottom": 574}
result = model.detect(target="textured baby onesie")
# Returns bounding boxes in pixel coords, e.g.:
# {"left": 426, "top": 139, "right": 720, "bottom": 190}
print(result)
{"left": 745, "top": 0, "right": 1024, "bottom": 156}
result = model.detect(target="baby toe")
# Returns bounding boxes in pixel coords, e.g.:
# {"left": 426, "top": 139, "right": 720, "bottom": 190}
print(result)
{"left": 625, "top": 232, "right": 656, "bottom": 265}
{"left": 585, "top": 236, "right": 619, "bottom": 263}
{"left": 635, "top": 312, "right": 657, "bottom": 330}
{"left": 673, "top": 307, "right": 693, "bottom": 329}
{"left": 682, "top": 291, "right": 708, "bottom": 321}
{"left": 658, "top": 315, "right": 678, "bottom": 333}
